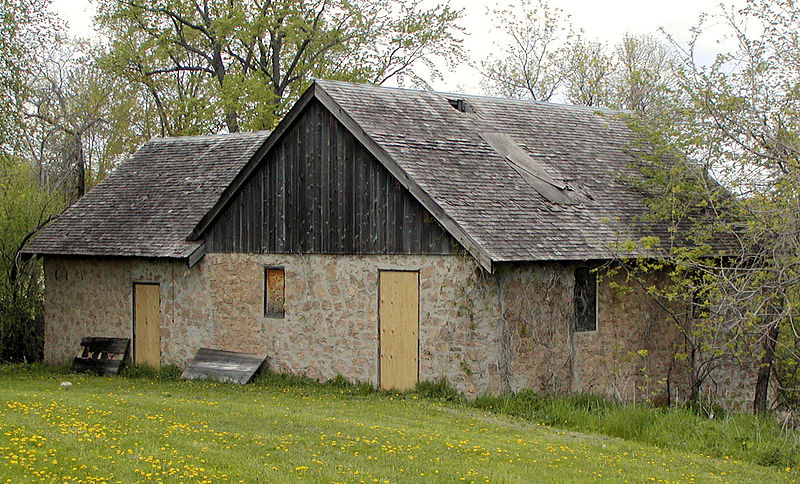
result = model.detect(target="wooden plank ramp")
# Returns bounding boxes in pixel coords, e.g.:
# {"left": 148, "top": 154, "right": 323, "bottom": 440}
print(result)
{"left": 72, "top": 337, "right": 130, "bottom": 376}
{"left": 181, "top": 348, "right": 266, "bottom": 384}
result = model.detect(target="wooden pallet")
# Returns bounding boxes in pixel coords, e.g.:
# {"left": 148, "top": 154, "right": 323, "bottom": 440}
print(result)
{"left": 181, "top": 348, "right": 266, "bottom": 384}
{"left": 72, "top": 337, "right": 130, "bottom": 375}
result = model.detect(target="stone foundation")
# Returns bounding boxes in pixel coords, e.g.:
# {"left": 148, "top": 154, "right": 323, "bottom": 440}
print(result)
{"left": 43, "top": 253, "right": 750, "bottom": 407}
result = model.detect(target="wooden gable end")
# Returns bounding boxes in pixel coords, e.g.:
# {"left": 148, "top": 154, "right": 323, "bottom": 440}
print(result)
{"left": 203, "top": 99, "right": 457, "bottom": 255}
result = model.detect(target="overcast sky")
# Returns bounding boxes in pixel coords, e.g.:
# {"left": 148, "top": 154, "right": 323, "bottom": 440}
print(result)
{"left": 50, "top": 0, "right": 745, "bottom": 94}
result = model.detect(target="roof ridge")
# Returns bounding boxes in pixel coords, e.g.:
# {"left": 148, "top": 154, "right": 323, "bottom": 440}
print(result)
{"left": 313, "top": 79, "right": 626, "bottom": 114}
{"left": 149, "top": 131, "right": 271, "bottom": 143}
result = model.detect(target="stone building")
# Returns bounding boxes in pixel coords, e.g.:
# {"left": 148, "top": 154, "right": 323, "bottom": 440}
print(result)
{"left": 23, "top": 80, "right": 740, "bottom": 405}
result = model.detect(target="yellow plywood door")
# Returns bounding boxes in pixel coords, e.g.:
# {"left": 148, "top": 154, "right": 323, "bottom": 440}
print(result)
{"left": 133, "top": 283, "right": 161, "bottom": 368}
{"left": 379, "top": 271, "right": 419, "bottom": 391}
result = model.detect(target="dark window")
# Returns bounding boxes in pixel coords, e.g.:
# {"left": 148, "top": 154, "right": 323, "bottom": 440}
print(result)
{"left": 265, "top": 267, "right": 285, "bottom": 317}
{"left": 574, "top": 267, "right": 597, "bottom": 332}
{"left": 54, "top": 267, "right": 68, "bottom": 281}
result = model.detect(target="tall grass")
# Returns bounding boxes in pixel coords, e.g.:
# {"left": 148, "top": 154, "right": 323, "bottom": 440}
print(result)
{"left": 472, "top": 389, "right": 800, "bottom": 468}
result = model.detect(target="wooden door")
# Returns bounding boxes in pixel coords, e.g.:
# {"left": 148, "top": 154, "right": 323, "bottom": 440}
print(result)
{"left": 133, "top": 283, "right": 160, "bottom": 367}
{"left": 379, "top": 271, "right": 419, "bottom": 390}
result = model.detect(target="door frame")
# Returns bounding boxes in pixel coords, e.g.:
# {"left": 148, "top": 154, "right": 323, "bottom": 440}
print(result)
{"left": 377, "top": 269, "right": 420, "bottom": 390}
{"left": 131, "top": 282, "right": 161, "bottom": 366}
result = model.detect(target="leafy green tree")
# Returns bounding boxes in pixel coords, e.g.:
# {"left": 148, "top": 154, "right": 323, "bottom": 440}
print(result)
{"left": 610, "top": 34, "right": 676, "bottom": 114}
{"left": 623, "top": 0, "right": 800, "bottom": 413}
{"left": 23, "top": 41, "right": 149, "bottom": 203}
{"left": 96, "top": 0, "right": 464, "bottom": 134}
{"left": 561, "top": 38, "right": 613, "bottom": 107}
{"left": 0, "top": 0, "right": 58, "bottom": 151}
{"left": 481, "top": 1, "right": 676, "bottom": 114}
{"left": 0, "top": 153, "right": 61, "bottom": 361}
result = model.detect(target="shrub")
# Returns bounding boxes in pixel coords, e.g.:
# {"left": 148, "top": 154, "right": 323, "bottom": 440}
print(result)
{"left": 0, "top": 289, "right": 44, "bottom": 363}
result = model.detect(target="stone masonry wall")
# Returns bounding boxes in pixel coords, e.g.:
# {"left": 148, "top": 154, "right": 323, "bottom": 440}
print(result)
{"left": 200, "top": 253, "right": 503, "bottom": 394}
{"left": 574, "top": 269, "right": 691, "bottom": 403}
{"left": 44, "top": 254, "right": 752, "bottom": 407}
{"left": 42, "top": 257, "right": 210, "bottom": 366}
{"left": 43, "top": 254, "right": 504, "bottom": 394}
{"left": 464, "top": 263, "right": 692, "bottom": 403}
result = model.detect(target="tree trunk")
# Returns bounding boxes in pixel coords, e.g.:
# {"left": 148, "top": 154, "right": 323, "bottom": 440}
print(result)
{"left": 754, "top": 317, "right": 780, "bottom": 414}
{"left": 225, "top": 110, "right": 239, "bottom": 133}
{"left": 688, "top": 344, "right": 701, "bottom": 403}
{"left": 69, "top": 132, "right": 85, "bottom": 200}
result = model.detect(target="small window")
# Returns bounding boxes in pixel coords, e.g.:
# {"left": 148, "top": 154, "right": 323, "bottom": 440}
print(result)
{"left": 574, "top": 267, "right": 597, "bottom": 332}
{"left": 264, "top": 267, "right": 285, "bottom": 318}
{"left": 54, "top": 267, "right": 68, "bottom": 281}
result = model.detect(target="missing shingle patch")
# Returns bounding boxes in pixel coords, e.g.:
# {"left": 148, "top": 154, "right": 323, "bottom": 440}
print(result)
{"left": 448, "top": 98, "right": 475, "bottom": 114}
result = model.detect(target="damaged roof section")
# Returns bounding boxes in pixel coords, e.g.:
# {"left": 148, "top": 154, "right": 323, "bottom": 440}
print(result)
{"left": 447, "top": 97, "right": 582, "bottom": 204}
{"left": 479, "top": 131, "right": 580, "bottom": 205}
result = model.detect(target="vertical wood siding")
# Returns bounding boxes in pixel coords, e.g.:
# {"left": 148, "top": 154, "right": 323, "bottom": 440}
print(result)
{"left": 204, "top": 100, "right": 457, "bottom": 255}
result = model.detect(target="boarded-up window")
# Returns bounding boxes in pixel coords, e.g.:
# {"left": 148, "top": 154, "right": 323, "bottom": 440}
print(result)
{"left": 265, "top": 267, "right": 285, "bottom": 317}
{"left": 574, "top": 267, "right": 597, "bottom": 332}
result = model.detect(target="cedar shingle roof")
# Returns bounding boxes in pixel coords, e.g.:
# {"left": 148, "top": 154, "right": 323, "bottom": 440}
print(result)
{"left": 22, "top": 131, "right": 269, "bottom": 258}
{"left": 25, "top": 80, "right": 720, "bottom": 266}
{"left": 305, "top": 80, "right": 681, "bottom": 263}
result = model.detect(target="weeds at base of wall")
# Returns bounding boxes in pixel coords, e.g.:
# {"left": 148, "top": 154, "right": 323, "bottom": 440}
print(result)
{"left": 415, "top": 377, "right": 464, "bottom": 402}
{"left": 325, "top": 374, "right": 375, "bottom": 395}
{"left": 254, "top": 370, "right": 464, "bottom": 401}
{"left": 0, "top": 361, "right": 186, "bottom": 381}
{"left": 118, "top": 364, "right": 182, "bottom": 381}
{"left": 0, "top": 362, "right": 70, "bottom": 377}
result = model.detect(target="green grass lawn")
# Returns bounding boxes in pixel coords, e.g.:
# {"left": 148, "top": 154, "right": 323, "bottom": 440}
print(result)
{"left": 0, "top": 367, "right": 796, "bottom": 483}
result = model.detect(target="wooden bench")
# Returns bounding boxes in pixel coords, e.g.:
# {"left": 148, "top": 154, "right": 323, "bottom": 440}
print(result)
{"left": 72, "top": 337, "right": 130, "bottom": 375}
{"left": 181, "top": 348, "right": 266, "bottom": 384}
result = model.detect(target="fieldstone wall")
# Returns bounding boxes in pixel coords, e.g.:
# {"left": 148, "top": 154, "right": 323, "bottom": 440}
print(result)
{"left": 200, "top": 253, "right": 502, "bottom": 394}
{"left": 44, "top": 254, "right": 753, "bottom": 407}
{"left": 466, "top": 263, "right": 692, "bottom": 403}
{"left": 575, "top": 270, "right": 692, "bottom": 403}
{"left": 704, "top": 359, "right": 763, "bottom": 411}
{"left": 42, "top": 257, "right": 209, "bottom": 366}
